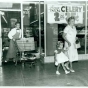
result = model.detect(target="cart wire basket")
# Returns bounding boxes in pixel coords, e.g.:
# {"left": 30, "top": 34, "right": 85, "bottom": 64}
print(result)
{"left": 16, "top": 37, "right": 35, "bottom": 67}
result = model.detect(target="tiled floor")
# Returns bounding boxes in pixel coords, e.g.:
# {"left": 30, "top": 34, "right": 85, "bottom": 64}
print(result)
{"left": 0, "top": 60, "right": 88, "bottom": 86}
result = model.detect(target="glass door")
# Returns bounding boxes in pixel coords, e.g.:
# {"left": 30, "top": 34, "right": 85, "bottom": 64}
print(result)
{"left": 22, "top": 1, "right": 41, "bottom": 57}
{"left": 0, "top": 2, "right": 21, "bottom": 62}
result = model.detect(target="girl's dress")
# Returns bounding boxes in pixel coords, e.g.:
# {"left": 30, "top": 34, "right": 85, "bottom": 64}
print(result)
{"left": 54, "top": 50, "right": 68, "bottom": 65}
{"left": 6, "top": 28, "right": 21, "bottom": 61}
{"left": 64, "top": 25, "right": 78, "bottom": 62}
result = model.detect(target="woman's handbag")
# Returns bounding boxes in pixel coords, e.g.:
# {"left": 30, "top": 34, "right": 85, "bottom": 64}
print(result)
{"left": 75, "top": 38, "right": 81, "bottom": 49}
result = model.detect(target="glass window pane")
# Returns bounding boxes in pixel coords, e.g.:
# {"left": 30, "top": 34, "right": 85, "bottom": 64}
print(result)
{"left": 0, "top": 2, "right": 21, "bottom": 9}
{"left": 86, "top": 3, "right": 88, "bottom": 54}
{"left": 76, "top": 2, "right": 85, "bottom": 54}
{"left": 46, "top": 1, "right": 85, "bottom": 55}
{"left": 23, "top": 2, "right": 39, "bottom": 53}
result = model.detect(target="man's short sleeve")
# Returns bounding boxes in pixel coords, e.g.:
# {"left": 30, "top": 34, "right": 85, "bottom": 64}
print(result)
{"left": 54, "top": 50, "right": 58, "bottom": 53}
{"left": 63, "top": 26, "right": 69, "bottom": 33}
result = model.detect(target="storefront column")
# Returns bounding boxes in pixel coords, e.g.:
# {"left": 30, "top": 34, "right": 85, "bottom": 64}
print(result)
{"left": 44, "top": 1, "right": 46, "bottom": 57}
{"left": 21, "top": 2, "right": 23, "bottom": 38}
{"left": 39, "top": 1, "right": 41, "bottom": 55}
{"left": 85, "top": 1, "right": 87, "bottom": 54}
{"left": 0, "top": 15, "right": 2, "bottom": 66}
{"left": 43, "top": 1, "right": 58, "bottom": 63}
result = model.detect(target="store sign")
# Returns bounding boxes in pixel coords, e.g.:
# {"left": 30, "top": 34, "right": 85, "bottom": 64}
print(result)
{"left": 0, "top": 3, "right": 12, "bottom": 8}
{"left": 47, "top": 4, "right": 83, "bottom": 24}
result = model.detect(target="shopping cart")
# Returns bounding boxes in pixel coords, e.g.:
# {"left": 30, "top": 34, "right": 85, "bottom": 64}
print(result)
{"left": 16, "top": 37, "right": 36, "bottom": 67}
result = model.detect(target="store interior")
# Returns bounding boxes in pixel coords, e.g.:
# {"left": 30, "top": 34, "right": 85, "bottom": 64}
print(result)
{"left": 1, "top": 2, "right": 44, "bottom": 63}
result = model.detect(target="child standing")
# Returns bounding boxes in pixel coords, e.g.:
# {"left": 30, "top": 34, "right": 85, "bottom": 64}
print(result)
{"left": 54, "top": 41, "right": 70, "bottom": 75}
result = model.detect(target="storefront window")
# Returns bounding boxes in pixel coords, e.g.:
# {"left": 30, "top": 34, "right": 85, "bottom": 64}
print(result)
{"left": 76, "top": 2, "right": 86, "bottom": 54}
{"left": 86, "top": 2, "right": 88, "bottom": 54}
{"left": 76, "top": 1, "right": 86, "bottom": 54}
{"left": 0, "top": 2, "right": 21, "bottom": 61}
{"left": 23, "top": 2, "right": 40, "bottom": 53}
{"left": 45, "top": 1, "right": 86, "bottom": 56}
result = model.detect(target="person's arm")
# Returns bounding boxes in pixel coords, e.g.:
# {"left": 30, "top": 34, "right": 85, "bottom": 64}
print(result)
{"left": 19, "top": 29, "right": 22, "bottom": 38}
{"left": 54, "top": 50, "right": 57, "bottom": 62}
{"left": 62, "top": 48, "right": 68, "bottom": 53}
{"left": 62, "top": 27, "right": 71, "bottom": 47}
{"left": 8, "top": 29, "right": 15, "bottom": 39}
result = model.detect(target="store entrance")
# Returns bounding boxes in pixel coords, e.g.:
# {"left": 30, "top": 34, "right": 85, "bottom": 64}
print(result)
{"left": 2, "top": 11, "right": 21, "bottom": 62}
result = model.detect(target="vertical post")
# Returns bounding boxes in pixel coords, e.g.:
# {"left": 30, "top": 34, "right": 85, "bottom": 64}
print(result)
{"left": 85, "top": 1, "right": 87, "bottom": 54}
{"left": 44, "top": 1, "right": 46, "bottom": 57}
{"left": 21, "top": 2, "right": 24, "bottom": 63}
{"left": 0, "top": 15, "right": 2, "bottom": 66}
{"left": 39, "top": 1, "right": 41, "bottom": 55}
{"left": 21, "top": 2, "right": 23, "bottom": 38}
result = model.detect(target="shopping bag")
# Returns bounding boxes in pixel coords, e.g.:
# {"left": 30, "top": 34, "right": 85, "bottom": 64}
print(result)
{"left": 75, "top": 38, "right": 81, "bottom": 49}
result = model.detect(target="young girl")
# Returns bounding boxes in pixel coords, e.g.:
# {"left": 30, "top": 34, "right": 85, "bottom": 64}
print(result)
{"left": 54, "top": 41, "right": 70, "bottom": 75}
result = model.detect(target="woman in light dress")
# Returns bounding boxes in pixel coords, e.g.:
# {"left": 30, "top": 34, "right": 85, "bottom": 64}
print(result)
{"left": 63, "top": 16, "right": 78, "bottom": 72}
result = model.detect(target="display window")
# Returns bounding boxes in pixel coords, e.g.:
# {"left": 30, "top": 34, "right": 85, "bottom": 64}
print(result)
{"left": 0, "top": 3, "right": 21, "bottom": 62}
{"left": 0, "top": 2, "right": 44, "bottom": 62}
{"left": 45, "top": 1, "right": 86, "bottom": 56}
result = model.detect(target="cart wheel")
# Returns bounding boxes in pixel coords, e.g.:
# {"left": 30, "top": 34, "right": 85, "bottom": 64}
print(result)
{"left": 33, "top": 63, "right": 35, "bottom": 66}
{"left": 22, "top": 62, "right": 25, "bottom": 68}
{"left": 29, "top": 63, "right": 32, "bottom": 68}
{"left": 15, "top": 61, "right": 17, "bottom": 66}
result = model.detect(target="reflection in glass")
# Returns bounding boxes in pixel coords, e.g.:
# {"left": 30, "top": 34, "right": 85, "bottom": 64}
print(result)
{"left": 23, "top": 2, "right": 39, "bottom": 52}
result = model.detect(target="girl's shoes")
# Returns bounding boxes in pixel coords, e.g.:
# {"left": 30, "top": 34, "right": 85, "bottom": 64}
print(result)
{"left": 70, "top": 69, "right": 75, "bottom": 72}
{"left": 56, "top": 71, "right": 60, "bottom": 75}
{"left": 65, "top": 70, "right": 70, "bottom": 74}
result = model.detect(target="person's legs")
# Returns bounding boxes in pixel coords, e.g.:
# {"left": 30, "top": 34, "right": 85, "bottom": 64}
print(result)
{"left": 5, "top": 40, "right": 16, "bottom": 62}
{"left": 56, "top": 64, "right": 60, "bottom": 75}
{"left": 69, "top": 62, "right": 75, "bottom": 72}
{"left": 65, "top": 61, "right": 70, "bottom": 70}
{"left": 62, "top": 63, "right": 70, "bottom": 74}
{"left": 65, "top": 61, "right": 75, "bottom": 72}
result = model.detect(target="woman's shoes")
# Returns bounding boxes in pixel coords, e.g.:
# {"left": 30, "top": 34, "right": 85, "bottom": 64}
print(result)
{"left": 70, "top": 69, "right": 75, "bottom": 72}
{"left": 56, "top": 70, "right": 70, "bottom": 75}
{"left": 56, "top": 71, "right": 60, "bottom": 75}
{"left": 65, "top": 70, "right": 70, "bottom": 74}
{"left": 65, "top": 64, "right": 75, "bottom": 73}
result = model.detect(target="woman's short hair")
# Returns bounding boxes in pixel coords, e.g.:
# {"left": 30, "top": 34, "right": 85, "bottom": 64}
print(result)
{"left": 67, "top": 16, "right": 75, "bottom": 23}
